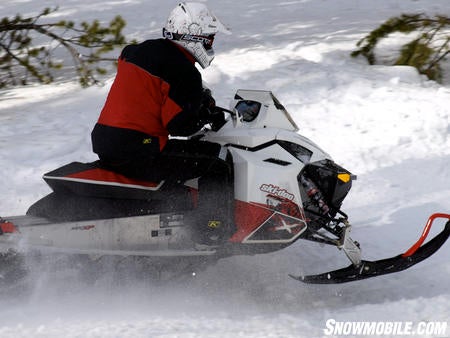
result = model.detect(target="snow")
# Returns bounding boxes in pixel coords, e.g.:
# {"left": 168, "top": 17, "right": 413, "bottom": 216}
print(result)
{"left": 1, "top": 0, "right": 449, "bottom": 337}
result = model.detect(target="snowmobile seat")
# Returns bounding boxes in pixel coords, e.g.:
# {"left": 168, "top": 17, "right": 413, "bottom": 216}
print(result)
{"left": 26, "top": 162, "right": 195, "bottom": 221}
{"left": 42, "top": 161, "right": 168, "bottom": 200}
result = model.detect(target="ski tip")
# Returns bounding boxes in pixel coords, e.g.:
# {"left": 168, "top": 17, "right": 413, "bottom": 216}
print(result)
{"left": 288, "top": 273, "right": 301, "bottom": 281}
{"left": 288, "top": 273, "right": 312, "bottom": 283}
{"left": 289, "top": 272, "right": 335, "bottom": 284}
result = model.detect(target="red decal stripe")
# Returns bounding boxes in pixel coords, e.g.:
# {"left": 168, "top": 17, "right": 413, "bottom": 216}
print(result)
{"left": 230, "top": 200, "right": 273, "bottom": 242}
{"left": 67, "top": 168, "right": 160, "bottom": 188}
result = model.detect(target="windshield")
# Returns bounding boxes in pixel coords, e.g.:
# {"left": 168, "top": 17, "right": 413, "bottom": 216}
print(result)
{"left": 235, "top": 100, "right": 261, "bottom": 122}
{"left": 231, "top": 90, "right": 299, "bottom": 132}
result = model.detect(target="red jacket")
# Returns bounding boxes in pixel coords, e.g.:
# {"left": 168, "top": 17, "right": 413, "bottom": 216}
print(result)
{"left": 92, "top": 39, "right": 204, "bottom": 160}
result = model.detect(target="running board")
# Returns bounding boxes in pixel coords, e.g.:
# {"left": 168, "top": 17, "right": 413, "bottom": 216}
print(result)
{"left": 290, "top": 213, "right": 450, "bottom": 284}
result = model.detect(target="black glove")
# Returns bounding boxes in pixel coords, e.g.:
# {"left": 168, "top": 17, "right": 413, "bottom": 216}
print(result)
{"left": 208, "top": 107, "right": 226, "bottom": 131}
{"left": 198, "top": 88, "right": 216, "bottom": 123}
{"left": 198, "top": 89, "right": 226, "bottom": 131}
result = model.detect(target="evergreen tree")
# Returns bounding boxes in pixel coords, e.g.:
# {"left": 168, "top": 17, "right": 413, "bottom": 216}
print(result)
{"left": 0, "top": 7, "right": 129, "bottom": 88}
{"left": 351, "top": 14, "right": 450, "bottom": 82}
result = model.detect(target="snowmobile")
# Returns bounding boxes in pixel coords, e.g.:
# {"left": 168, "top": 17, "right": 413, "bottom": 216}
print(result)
{"left": 0, "top": 89, "right": 449, "bottom": 284}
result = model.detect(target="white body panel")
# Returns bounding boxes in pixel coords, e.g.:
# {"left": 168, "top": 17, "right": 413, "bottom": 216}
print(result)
{"left": 229, "top": 144, "right": 303, "bottom": 203}
{"left": 1, "top": 215, "right": 214, "bottom": 256}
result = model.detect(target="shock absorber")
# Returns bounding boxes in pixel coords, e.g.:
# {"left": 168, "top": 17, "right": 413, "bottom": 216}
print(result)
{"left": 300, "top": 176, "right": 330, "bottom": 215}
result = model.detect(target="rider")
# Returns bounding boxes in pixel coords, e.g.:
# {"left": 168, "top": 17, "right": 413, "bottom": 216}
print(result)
{"left": 91, "top": 2, "right": 233, "bottom": 247}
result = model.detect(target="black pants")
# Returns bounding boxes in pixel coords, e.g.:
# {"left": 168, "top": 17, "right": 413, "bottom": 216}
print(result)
{"left": 97, "top": 138, "right": 234, "bottom": 242}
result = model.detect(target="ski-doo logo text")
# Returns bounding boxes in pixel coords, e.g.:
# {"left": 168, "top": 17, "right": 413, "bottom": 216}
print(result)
{"left": 260, "top": 184, "right": 294, "bottom": 201}
{"left": 324, "top": 319, "right": 447, "bottom": 336}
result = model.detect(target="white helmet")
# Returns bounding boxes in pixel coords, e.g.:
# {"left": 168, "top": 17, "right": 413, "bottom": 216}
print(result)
{"left": 163, "top": 2, "right": 230, "bottom": 68}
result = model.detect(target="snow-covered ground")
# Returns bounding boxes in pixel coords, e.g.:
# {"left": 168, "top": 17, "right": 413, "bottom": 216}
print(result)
{"left": 1, "top": 0, "right": 449, "bottom": 337}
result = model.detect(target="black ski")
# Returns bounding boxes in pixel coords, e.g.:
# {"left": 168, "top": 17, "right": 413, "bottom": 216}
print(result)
{"left": 291, "top": 217, "right": 450, "bottom": 284}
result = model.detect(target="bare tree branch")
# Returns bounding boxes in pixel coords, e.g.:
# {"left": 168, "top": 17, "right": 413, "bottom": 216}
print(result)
{"left": 0, "top": 7, "right": 130, "bottom": 88}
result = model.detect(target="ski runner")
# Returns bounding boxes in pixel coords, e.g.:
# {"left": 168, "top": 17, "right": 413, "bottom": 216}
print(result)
{"left": 91, "top": 2, "right": 233, "bottom": 248}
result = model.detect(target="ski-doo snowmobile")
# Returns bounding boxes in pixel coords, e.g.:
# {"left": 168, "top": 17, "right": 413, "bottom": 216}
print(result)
{"left": 1, "top": 90, "right": 449, "bottom": 283}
